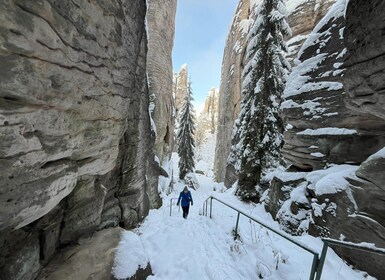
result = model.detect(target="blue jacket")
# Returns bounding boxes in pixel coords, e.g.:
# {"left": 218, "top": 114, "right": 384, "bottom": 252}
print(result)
{"left": 177, "top": 191, "right": 193, "bottom": 207}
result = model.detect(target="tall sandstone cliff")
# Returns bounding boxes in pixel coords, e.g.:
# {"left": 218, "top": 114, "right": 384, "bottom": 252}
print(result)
{"left": 146, "top": 0, "right": 177, "bottom": 208}
{"left": 0, "top": 0, "right": 174, "bottom": 278}
{"left": 276, "top": 1, "right": 385, "bottom": 276}
{"left": 214, "top": 0, "right": 335, "bottom": 184}
{"left": 216, "top": 0, "right": 385, "bottom": 277}
{"left": 147, "top": 0, "right": 177, "bottom": 165}
{"left": 214, "top": 0, "right": 251, "bottom": 183}
{"left": 174, "top": 64, "right": 188, "bottom": 116}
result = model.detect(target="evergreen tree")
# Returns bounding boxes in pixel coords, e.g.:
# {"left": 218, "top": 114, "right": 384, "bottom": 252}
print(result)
{"left": 227, "top": 0, "right": 291, "bottom": 201}
{"left": 177, "top": 81, "right": 196, "bottom": 180}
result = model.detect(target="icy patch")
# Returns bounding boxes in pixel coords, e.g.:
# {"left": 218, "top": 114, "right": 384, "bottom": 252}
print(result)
{"left": 310, "top": 152, "right": 325, "bottom": 158}
{"left": 297, "top": 127, "right": 357, "bottom": 135}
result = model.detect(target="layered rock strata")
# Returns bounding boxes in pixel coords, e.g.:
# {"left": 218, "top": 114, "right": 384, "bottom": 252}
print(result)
{"left": 281, "top": 0, "right": 385, "bottom": 170}
{"left": 267, "top": 0, "right": 385, "bottom": 277}
{"left": 215, "top": 0, "right": 336, "bottom": 184}
{"left": 174, "top": 64, "right": 188, "bottom": 117}
{"left": 286, "top": 0, "right": 335, "bottom": 64}
{"left": 0, "top": 0, "right": 157, "bottom": 278}
{"left": 147, "top": 0, "right": 177, "bottom": 165}
{"left": 203, "top": 88, "right": 219, "bottom": 134}
{"left": 214, "top": 0, "right": 251, "bottom": 183}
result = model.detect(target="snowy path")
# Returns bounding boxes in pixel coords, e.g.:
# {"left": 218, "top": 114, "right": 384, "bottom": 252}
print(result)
{"left": 113, "top": 174, "right": 374, "bottom": 280}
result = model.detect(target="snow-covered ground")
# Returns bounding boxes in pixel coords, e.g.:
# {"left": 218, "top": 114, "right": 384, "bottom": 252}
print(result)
{"left": 113, "top": 149, "right": 375, "bottom": 279}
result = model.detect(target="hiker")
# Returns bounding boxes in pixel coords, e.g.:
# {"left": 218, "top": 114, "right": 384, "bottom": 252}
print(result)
{"left": 177, "top": 186, "right": 193, "bottom": 219}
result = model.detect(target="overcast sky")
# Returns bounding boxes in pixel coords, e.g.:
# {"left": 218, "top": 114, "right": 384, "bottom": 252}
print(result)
{"left": 172, "top": 0, "right": 239, "bottom": 109}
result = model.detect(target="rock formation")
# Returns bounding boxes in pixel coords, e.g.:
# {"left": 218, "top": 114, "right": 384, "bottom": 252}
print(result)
{"left": 42, "top": 227, "right": 123, "bottom": 279}
{"left": 281, "top": 0, "right": 385, "bottom": 170}
{"left": 214, "top": 0, "right": 251, "bottom": 183}
{"left": 203, "top": 88, "right": 219, "bottom": 134}
{"left": 265, "top": 0, "right": 385, "bottom": 277}
{"left": 147, "top": 0, "right": 177, "bottom": 165}
{"left": 195, "top": 88, "right": 219, "bottom": 148}
{"left": 174, "top": 64, "right": 188, "bottom": 117}
{"left": 286, "top": 0, "right": 335, "bottom": 64}
{"left": 0, "top": 0, "right": 170, "bottom": 278}
{"left": 215, "top": 0, "right": 336, "bottom": 184}
{"left": 215, "top": 0, "right": 385, "bottom": 276}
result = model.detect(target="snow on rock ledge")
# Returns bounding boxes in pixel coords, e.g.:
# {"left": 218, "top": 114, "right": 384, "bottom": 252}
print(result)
{"left": 281, "top": 0, "right": 385, "bottom": 170}
{"left": 267, "top": 153, "right": 385, "bottom": 278}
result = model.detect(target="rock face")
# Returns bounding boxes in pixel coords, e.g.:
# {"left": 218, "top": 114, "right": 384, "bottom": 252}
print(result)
{"left": 338, "top": 0, "right": 385, "bottom": 276}
{"left": 174, "top": 64, "right": 188, "bottom": 117}
{"left": 147, "top": 0, "right": 177, "bottom": 164}
{"left": 42, "top": 227, "right": 123, "bottom": 280}
{"left": 266, "top": 0, "right": 385, "bottom": 277}
{"left": 343, "top": 0, "right": 385, "bottom": 121}
{"left": 286, "top": 0, "right": 335, "bottom": 64}
{"left": 214, "top": 0, "right": 251, "bottom": 183}
{"left": 203, "top": 88, "right": 219, "bottom": 134}
{"left": 215, "top": 0, "right": 336, "bottom": 184}
{"left": 0, "top": 0, "right": 161, "bottom": 278}
{"left": 281, "top": 0, "right": 385, "bottom": 170}
{"left": 196, "top": 88, "right": 219, "bottom": 148}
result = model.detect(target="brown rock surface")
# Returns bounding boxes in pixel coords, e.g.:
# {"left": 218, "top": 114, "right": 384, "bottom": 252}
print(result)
{"left": 286, "top": 0, "right": 335, "bottom": 64}
{"left": 282, "top": 0, "right": 385, "bottom": 170}
{"left": 147, "top": 0, "right": 177, "bottom": 164}
{"left": 42, "top": 227, "right": 123, "bottom": 280}
{"left": 0, "top": 0, "right": 162, "bottom": 278}
{"left": 174, "top": 64, "right": 188, "bottom": 116}
{"left": 214, "top": 0, "right": 251, "bottom": 183}
{"left": 343, "top": 0, "right": 385, "bottom": 120}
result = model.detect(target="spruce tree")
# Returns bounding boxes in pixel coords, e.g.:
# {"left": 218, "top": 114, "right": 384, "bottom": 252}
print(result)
{"left": 227, "top": 0, "right": 291, "bottom": 201}
{"left": 177, "top": 81, "right": 196, "bottom": 180}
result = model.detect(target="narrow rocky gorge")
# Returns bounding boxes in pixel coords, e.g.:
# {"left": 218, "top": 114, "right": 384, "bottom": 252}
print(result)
{"left": 1, "top": 0, "right": 385, "bottom": 278}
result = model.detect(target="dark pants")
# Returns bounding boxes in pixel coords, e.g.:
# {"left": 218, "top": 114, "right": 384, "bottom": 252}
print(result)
{"left": 182, "top": 205, "right": 190, "bottom": 219}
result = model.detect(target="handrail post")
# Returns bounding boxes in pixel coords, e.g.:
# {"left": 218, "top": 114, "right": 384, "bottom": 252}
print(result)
{"left": 204, "top": 200, "right": 205, "bottom": 216}
{"left": 309, "top": 254, "right": 318, "bottom": 280}
{"left": 315, "top": 242, "right": 328, "bottom": 280}
{"left": 209, "top": 197, "right": 213, "bottom": 218}
{"left": 205, "top": 200, "right": 208, "bottom": 216}
{"left": 234, "top": 212, "right": 241, "bottom": 240}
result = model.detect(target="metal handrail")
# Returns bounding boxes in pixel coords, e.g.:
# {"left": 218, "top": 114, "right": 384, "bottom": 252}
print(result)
{"left": 169, "top": 197, "right": 179, "bottom": 216}
{"left": 202, "top": 195, "right": 319, "bottom": 280}
{"left": 202, "top": 195, "right": 385, "bottom": 280}
{"left": 315, "top": 238, "right": 385, "bottom": 280}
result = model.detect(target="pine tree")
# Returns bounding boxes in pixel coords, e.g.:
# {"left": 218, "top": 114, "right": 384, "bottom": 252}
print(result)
{"left": 177, "top": 81, "right": 196, "bottom": 180}
{"left": 227, "top": 0, "right": 291, "bottom": 201}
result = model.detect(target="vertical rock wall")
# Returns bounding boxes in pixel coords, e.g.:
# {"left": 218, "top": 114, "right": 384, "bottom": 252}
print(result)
{"left": 268, "top": 0, "right": 385, "bottom": 277}
{"left": 214, "top": 0, "right": 251, "bottom": 183}
{"left": 281, "top": 0, "right": 385, "bottom": 170}
{"left": 214, "top": 0, "right": 335, "bottom": 185}
{"left": 174, "top": 64, "right": 188, "bottom": 116}
{"left": 286, "top": 0, "right": 335, "bottom": 64}
{"left": 0, "top": 0, "right": 156, "bottom": 278}
{"left": 147, "top": 0, "right": 177, "bottom": 165}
